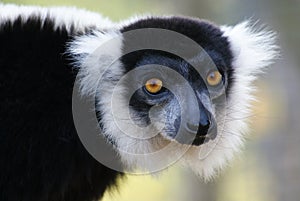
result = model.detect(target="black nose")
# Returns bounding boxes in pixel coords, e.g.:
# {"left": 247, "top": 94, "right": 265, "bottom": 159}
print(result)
{"left": 185, "top": 112, "right": 217, "bottom": 146}
{"left": 186, "top": 120, "right": 210, "bottom": 135}
{"left": 186, "top": 109, "right": 211, "bottom": 135}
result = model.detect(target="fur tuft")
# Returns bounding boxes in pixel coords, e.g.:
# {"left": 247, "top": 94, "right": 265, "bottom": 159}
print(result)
{"left": 221, "top": 21, "right": 279, "bottom": 77}
{"left": 67, "top": 30, "right": 123, "bottom": 96}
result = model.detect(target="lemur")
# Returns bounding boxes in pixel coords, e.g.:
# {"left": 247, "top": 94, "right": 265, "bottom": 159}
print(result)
{"left": 0, "top": 3, "right": 278, "bottom": 201}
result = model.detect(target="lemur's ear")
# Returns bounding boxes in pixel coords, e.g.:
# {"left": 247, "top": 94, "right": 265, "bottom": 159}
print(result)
{"left": 221, "top": 21, "right": 279, "bottom": 79}
{"left": 68, "top": 30, "right": 123, "bottom": 96}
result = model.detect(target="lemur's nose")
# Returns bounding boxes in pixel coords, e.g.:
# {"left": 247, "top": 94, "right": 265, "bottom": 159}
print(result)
{"left": 186, "top": 109, "right": 211, "bottom": 133}
{"left": 185, "top": 111, "right": 217, "bottom": 146}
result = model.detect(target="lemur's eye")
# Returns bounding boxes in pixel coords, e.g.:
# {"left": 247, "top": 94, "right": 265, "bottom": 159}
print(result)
{"left": 145, "top": 78, "right": 163, "bottom": 94}
{"left": 206, "top": 70, "right": 222, "bottom": 86}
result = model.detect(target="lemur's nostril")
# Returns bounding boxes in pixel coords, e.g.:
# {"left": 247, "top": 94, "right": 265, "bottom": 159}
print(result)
{"left": 197, "top": 119, "right": 210, "bottom": 136}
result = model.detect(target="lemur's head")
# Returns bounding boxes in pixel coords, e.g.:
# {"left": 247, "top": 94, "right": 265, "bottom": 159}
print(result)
{"left": 70, "top": 16, "right": 278, "bottom": 179}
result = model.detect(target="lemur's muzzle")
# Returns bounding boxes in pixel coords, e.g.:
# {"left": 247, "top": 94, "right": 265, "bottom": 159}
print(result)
{"left": 174, "top": 90, "right": 217, "bottom": 146}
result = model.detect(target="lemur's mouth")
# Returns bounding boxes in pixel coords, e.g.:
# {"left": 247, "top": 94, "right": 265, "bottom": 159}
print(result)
{"left": 160, "top": 130, "right": 217, "bottom": 146}
{"left": 191, "top": 133, "right": 217, "bottom": 146}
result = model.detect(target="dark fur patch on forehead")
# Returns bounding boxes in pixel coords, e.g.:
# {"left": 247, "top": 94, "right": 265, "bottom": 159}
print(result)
{"left": 120, "top": 16, "right": 234, "bottom": 94}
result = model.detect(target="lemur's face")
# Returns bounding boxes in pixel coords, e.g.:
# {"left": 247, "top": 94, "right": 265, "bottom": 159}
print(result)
{"left": 116, "top": 17, "right": 233, "bottom": 148}
{"left": 71, "top": 16, "right": 277, "bottom": 179}
{"left": 126, "top": 52, "right": 225, "bottom": 146}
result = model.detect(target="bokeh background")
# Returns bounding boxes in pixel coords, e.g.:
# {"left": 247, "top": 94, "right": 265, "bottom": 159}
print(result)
{"left": 2, "top": 0, "right": 299, "bottom": 200}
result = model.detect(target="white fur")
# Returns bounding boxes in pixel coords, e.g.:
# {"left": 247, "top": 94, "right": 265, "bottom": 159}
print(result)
{"left": 0, "top": 3, "right": 115, "bottom": 32}
{"left": 68, "top": 29, "right": 123, "bottom": 96}
{"left": 69, "top": 18, "right": 279, "bottom": 179}
{"left": 180, "top": 21, "right": 279, "bottom": 180}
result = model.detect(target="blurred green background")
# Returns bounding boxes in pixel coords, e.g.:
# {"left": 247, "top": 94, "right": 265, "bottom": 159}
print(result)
{"left": 2, "top": 0, "right": 300, "bottom": 200}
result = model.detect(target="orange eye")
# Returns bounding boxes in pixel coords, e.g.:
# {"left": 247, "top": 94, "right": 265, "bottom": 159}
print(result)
{"left": 145, "top": 78, "right": 163, "bottom": 94}
{"left": 206, "top": 70, "right": 222, "bottom": 86}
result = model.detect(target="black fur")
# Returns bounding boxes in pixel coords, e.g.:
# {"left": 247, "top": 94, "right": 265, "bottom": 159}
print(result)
{"left": 0, "top": 17, "right": 121, "bottom": 201}
{"left": 120, "top": 16, "right": 234, "bottom": 94}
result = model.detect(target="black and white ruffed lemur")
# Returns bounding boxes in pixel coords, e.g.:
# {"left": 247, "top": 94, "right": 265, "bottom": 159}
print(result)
{"left": 0, "top": 3, "right": 278, "bottom": 201}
